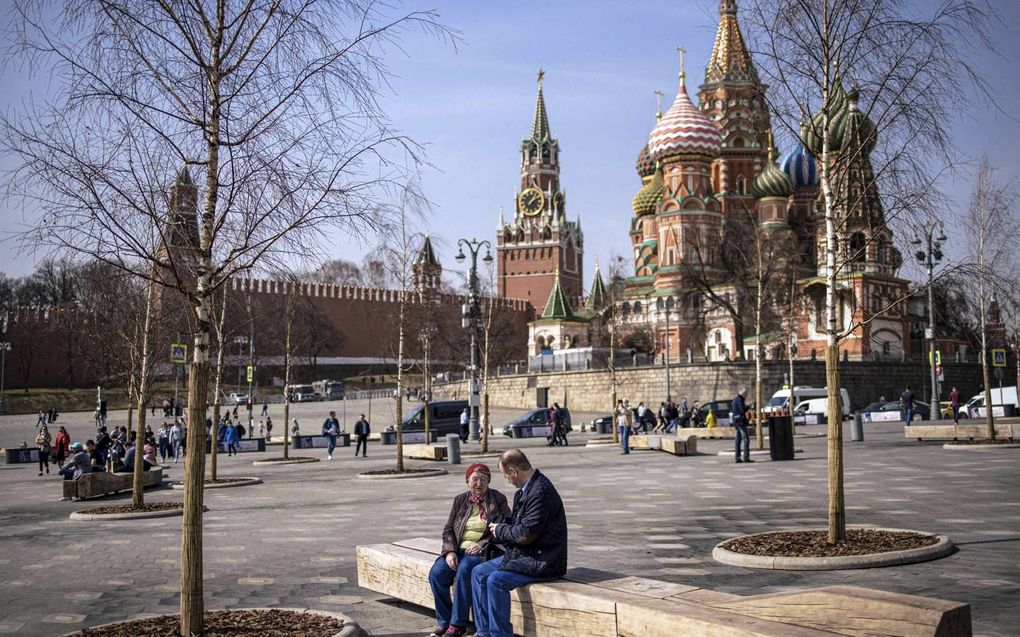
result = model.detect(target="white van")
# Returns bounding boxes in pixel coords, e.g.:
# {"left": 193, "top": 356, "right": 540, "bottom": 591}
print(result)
{"left": 966, "top": 386, "right": 1017, "bottom": 418}
{"left": 765, "top": 387, "right": 850, "bottom": 416}
{"left": 793, "top": 391, "right": 852, "bottom": 422}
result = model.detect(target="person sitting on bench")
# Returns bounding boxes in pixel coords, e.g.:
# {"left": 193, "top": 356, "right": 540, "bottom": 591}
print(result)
{"left": 113, "top": 444, "right": 151, "bottom": 473}
{"left": 58, "top": 442, "right": 93, "bottom": 481}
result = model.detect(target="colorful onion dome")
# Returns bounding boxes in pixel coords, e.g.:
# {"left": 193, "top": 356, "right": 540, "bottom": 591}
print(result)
{"left": 800, "top": 80, "right": 848, "bottom": 154}
{"left": 632, "top": 163, "right": 665, "bottom": 216}
{"left": 832, "top": 87, "right": 876, "bottom": 155}
{"left": 778, "top": 141, "right": 819, "bottom": 189}
{"left": 636, "top": 144, "right": 655, "bottom": 179}
{"left": 648, "top": 80, "right": 721, "bottom": 161}
{"left": 750, "top": 133, "right": 792, "bottom": 200}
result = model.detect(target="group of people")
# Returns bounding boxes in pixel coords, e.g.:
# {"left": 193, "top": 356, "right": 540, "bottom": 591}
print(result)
{"left": 427, "top": 449, "right": 567, "bottom": 637}
{"left": 545, "top": 403, "right": 568, "bottom": 446}
{"left": 36, "top": 420, "right": 161, "bottom": 481}
{"left": 614, "top": 397, "right": 703, "bottom": 454}
{"left": 320, "top": 411, "right": 372, "bottom": 459}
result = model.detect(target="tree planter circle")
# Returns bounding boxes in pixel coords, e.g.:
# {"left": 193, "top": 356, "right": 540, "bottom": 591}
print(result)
{"left": 714, "top": 449, "right": 803, "bottom": 456}
{"left": 356, "top": 468, "right": 447, "bottom": 480}
{"left": 59, "top": 607, "right": 367, "bottom": 637}
{"left": 69, "top": 503, "right": 209, "bottom": 521}
{"left": 252, "top": 457, "right": 319, "bottom": 466}
{"left": 170, "top": 477, "right": 263, "bottom": 489}
{"left": 712, "top": 527, "right": 954, "bottom": 570}
{"left": 942, "top": 442, "right": 1020, "bottom": 451}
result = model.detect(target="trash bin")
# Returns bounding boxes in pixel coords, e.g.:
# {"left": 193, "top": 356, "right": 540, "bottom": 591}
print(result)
{"left": 446, "top": 434, "right": 461, "bottom": 465}
{"left": 851, "top": 413, "right": 864, "bottom": 442}
{"left": 768, "top": 416, "right": 795, "bottom": 461}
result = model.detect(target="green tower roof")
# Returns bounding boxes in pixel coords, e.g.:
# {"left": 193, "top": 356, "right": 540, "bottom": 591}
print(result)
{"left": 541, "top": 270, "right": 574, "bottom": 320}
{"left": 585, "top": 262, "right": 607, "bottom": 311}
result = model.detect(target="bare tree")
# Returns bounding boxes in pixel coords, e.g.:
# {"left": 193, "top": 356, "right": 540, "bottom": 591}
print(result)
{"left": 2, "top": 2, "right": 451, "bottom": 632}
{"left": 964, "top": 159, "right": 1015, "bottom": 439}
{"left": 743, "top": 0, "right": 997, "bottom": 543}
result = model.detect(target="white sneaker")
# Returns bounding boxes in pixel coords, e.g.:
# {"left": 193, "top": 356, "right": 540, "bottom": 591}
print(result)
{"left": 327, "top": 454, "right": 332, "bottom": 460}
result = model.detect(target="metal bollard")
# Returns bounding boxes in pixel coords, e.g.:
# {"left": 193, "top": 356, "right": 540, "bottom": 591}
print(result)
{"left": 446, "top": 434, "right": 462, "bottom": 465}
{"left": 851, "top": 413, "right": 864, "bottom": 442}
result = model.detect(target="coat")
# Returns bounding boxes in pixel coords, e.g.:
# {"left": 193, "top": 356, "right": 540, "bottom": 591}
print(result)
{"left": 354, "top": 419, "right": 370, "bottom": 436}
{"left": 54, "top": 431, "right": 71, "bottom": 458}
{"left": 223, "top": 425, "right": 239, "bottom": 445}
{"left": 440, "top": 489, "right": 512, "bottom": 557}
{"left": 493, "top": 469, "right": 568, "bottom": 578}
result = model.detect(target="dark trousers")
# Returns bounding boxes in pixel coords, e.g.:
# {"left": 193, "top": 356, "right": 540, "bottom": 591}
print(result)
{"left": 355, "top": 435, "right": 368, "bottom": 457}
{"left": 38, "top": 451, "right": 50, "bottom": 473}
{"left": 734, "top": 423, "right": 750, "bottom": 460}
{"left": 952, "top": 406, "right": 960, "bottom": 424}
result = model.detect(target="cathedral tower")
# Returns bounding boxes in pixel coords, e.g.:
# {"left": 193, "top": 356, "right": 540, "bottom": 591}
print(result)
{"left": 497, "top": 71, "right": 584, "bottom": 313}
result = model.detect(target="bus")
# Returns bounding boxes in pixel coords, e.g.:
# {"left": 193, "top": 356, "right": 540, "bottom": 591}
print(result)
{"left": 286, "top": 384, "right": 318, "bottom": 402}
{"left": 312, "top": 379, "right": 345, "bottom": 401}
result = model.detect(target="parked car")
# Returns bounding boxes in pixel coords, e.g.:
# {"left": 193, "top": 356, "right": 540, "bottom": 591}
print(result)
{"left": 589, "top": 414, "right": 614, "bottom": 432}
{"left": 229, "top": 392, "right": 248, "bottom": 405}
{"left": 861, "top": 401, "right": 929, "bottom": 423}
{"left": 387, "top": 400, "right": 469, "bottom": 438}
{"left": 697, "top": 399, "right": 733, "bottom": 426}
{"left": 503, "top": 408, "right": 572, "bottom": 438}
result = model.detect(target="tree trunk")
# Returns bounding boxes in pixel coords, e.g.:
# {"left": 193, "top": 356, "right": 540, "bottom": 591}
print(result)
{"left": 754, "top": 289, "right": 764, "bottom": 450}
{"left": 283, "top": 315, "right": 292, "bottom": 461}
{"left": 482, "top": 392, "right": 490, "bottom": 453}
{"left": 180, "top": 275, "right": 211, "bottom": 636}
{"left": 131, "top": 278, "right": 157, "bottom": 509}
{"left": 395, "top": 293, "right": 405, "bottom": 472}
{"left": 209, "top": 290, "right": 229, "bottom": 482}
{"left": 825, "top": 344, "right": 844, "bottom": 543}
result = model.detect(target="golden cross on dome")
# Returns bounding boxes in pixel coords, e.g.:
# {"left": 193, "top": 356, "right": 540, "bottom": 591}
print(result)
{"left": 677, "top": 45, "right": 686, "bottom": 85}
{"left": 654, "top": 90, "right": 664, "bottom": 119}
{"left": 537, "top": 68, "right": 545, "bottom": 86}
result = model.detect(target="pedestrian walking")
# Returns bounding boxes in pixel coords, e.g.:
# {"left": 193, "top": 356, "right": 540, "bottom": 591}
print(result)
{"left": 949, "top": 386, "right": 960, "bottom": 424}
{"left": 290, "top": 418, "right": 300, "bottom": 439}
{"left": 901, "top": 385, "right": 915, "bottom": 424}
{"left": 224, "top": 422, "right": 239, "bottom": 456}
{"left": 354, "top": 414, "right": 370, "bottom": 458}
{"left": 459, "top": 408, "right": 470, "bottom": 443}
{"left": 732, "top": 388, "right": 752, "bottom": 463}
{"left": 35, "top": 425, "right": 52, "bottom": 476}
{"left": 265, "top": 416, "right": 274, "bottom": 441}
{"left": 53, "top": 425, "right": 71, "bottom": 466}
{"left": 157, "top": 423, "right": 170, "bottom": 461}
{"left": 37, "top": 411, "right": 46, "bottom": 427}
{"left": 170, "top": 421, "right": 184, "bottom": 463}
{"left": 322, "top": 411, "right": 340, "bottom": 460}
{"left": 260, "top": 401, "right": 268, "bottom": 417}
{"left": 616, "top": 399, "right": 632, "bottom": 455}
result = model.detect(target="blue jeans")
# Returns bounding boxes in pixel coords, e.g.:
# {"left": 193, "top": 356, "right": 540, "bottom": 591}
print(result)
{"left": 904, "top": 407, "right": 914, "bottom": 424}
{"left": 734, "top": 423, "right": 750, "bottom": 460}
{"left": 618, "top": 424, "right": 630, "bottom": 453}
{"left": 666, "top": 418, "right": 678, "bottom": 433}
{"left": 428, "top": 550, "right": 483, "bottom": 629}
{"left": 325, "top": 435, "right": 336, "bottom": 455}
{"left": 471, "top": 558, "right": 553, "bottom": 637}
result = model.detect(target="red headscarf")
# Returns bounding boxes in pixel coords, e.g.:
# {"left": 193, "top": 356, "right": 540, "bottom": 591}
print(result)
{"left": 464, "top": 462, "right": 490, "bottom": 483}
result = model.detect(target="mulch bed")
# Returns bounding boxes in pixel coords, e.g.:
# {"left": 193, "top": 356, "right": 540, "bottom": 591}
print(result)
{"left": 949, "top": 439, "right": 1017, "bottom": 445}
{"left": 77, "top": 502, "right": 184, "bottom": 516}
{"left": 720, "top": 529, "right": 938, "bottom": 558}
{"left": 72, "top": 609, "right": 344, "bottom": 636}
{"left": 258, "top": 457, "right": 314, "bottom": 462}
{"left": 360, "top": 468, "right": 436, "bottom": 476}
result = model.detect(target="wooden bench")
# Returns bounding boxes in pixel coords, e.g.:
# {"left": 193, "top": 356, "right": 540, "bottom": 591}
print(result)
{"left": 905, "top": 423, "right": 1019, "bottom": 441}
{"left": 62, "top": 467, "right": 165, "bottom": 500}
{"left": 403, "top": 444, "right": 448, "bottom": 461}
{"left": 357, "top": 537, "right": 971, "bottom": 637}
{"left": 627, "top": 435, "right": 698, "bottom": 456}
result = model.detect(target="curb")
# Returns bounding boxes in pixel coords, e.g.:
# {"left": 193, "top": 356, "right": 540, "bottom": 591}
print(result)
{"left": 252, "top": 457, "right": 319, "bottom": 466}
{"left": 712, "top": 527, "right": 954, "bottom": 570}
{"left": 942, "top": 442, "right": 1020, "bottom": 451}
{"left": 356, "top": 468, "right": 447, "bottom": 480}
{"left": 170, "top": 477, "right": 263, "bottom": 490}
{"left": 59, "top": 607, "right": 367, "bottom": 637}
{"left": 69, "top": 504, "right": 209, "bottom": 521}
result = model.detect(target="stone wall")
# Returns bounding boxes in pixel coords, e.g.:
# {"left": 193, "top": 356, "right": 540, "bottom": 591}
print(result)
{"left": 433, "top": 361, "right": 988, "bottom": 413}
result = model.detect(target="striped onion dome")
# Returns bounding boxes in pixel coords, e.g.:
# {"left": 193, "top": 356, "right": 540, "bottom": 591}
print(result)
{"left": 635, "top": 144, "right": 655, "bottom": 179}
{"left": 750, "top": 140, "right": 791, "bottom": 200}
{"left": 800, "top": 81, "right": 874, "bottom": 156}
{"left": 778, "top": 142, "right": 819, "bottom": 189}
{"left": 648, "top": 82, "right": 721, "bottom": 161}
{"left": 632, "top": 163, "right": 664, "bottom": 216}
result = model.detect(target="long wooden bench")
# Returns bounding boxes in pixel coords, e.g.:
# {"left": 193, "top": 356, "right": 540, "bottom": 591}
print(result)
{"left": 905, "top": 423, "right": 1019, "bottom": 441}
{"left": 627, "top": 434, "right": 698, "bottom": 456}
{"left": 357, "top": 537, "right": 970, "bottom": 637}
{"left": 62, "top": 467, "right": 165, "bottom": 500}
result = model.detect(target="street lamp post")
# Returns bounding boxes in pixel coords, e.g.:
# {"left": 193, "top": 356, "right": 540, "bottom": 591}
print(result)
{"left": 912, "top": 223, "right": 947, "bottom": 422}
{"left": 0, "top": 341, "right": 10, "bottom": 414}
{"left": 456, "top": 238, "right": 493, "bottom": 442}
{"left": 233, "top": 336, "right": 248, "bottom": 396}
{"left": 656, "top": 296, "right": 676, "bottom": 401}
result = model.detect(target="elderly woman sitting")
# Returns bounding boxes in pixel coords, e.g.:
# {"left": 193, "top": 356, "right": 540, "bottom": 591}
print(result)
{"left": 427, "top": 462, "right": 511, "bottom": 637}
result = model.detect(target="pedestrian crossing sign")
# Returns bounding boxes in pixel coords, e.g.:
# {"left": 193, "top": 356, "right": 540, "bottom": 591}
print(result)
{"left": 170, "top": 343, "right": 188, "bottom": 364}
{"left": 246, "top": 365, "right": 254, "bottom": 382}
{"left": 992, "top": 349, "right": 1007, "bottom": 368}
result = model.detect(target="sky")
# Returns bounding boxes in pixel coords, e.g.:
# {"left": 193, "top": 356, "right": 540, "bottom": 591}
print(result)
{"left": 2, "top": 0, "right": 1018, "bottom": 287}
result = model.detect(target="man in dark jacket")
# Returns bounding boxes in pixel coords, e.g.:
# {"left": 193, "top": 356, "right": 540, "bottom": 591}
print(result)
{"left": 732, "top": 388, "right": 752, "bottom": 463}
{"left": 353, "top": 414, "right": 370, "bottom": 458}
{"left": 471, "top": 449, "right": 567, "bottom": 637}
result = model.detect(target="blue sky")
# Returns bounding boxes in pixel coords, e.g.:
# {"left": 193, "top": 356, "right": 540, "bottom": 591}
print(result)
{"left": 2, "top": 0, "right": 1018, "bottom": 286}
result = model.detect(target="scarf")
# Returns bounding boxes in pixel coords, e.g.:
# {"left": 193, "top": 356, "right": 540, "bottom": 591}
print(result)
{"left": 468, "top": 491, "right": 488, "bottom": 523}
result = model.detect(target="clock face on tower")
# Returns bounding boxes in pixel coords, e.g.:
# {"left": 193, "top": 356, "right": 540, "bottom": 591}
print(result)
{"left": 519, "top": 187, "right": 545, "bottom": 216}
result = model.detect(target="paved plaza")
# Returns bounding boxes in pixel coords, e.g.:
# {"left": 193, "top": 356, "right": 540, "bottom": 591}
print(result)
{"left": 0, "top": 400, "right": 1017, "bottom": 636}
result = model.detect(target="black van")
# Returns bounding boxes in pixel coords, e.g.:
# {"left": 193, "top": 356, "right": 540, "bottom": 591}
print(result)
{"left": 386, "top": 400, "right": 469, "bottom": 437}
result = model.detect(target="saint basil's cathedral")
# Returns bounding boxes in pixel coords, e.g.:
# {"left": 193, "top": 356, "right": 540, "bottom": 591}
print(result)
{"left": 502, "top": 0, "right": 910, "bottom": 364}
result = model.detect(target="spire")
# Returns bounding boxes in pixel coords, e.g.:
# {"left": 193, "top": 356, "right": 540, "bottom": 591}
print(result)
{"left": 530, "top": 68, "right": 551, "bottom": 142}
{"left": 541, "top": 269, "right": 574, "bottom": 320}
{"left": 177, "top": 165, "right": 193, "bottom": 184}
{"left": 677, "top": 45, "right": 686, "bottom": 88}
{"left": 584, "top": 261, "right": 607, "bottom": 311}
{"left": 654, "top": 90, "right": 664, "bottom": 120}
{"left": 416, "top": 234, "right": 439, "bottom": 268}
{"left": 705, "top": 0, "right": 758, "bottom": 84}
{"left": 498, "top": 206, "right": 505, "bottom": 228}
